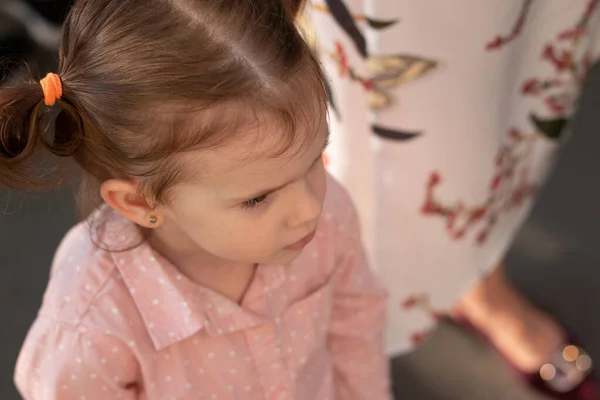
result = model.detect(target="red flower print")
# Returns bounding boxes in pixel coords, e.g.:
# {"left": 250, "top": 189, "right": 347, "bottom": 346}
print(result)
{"left": 545, "top": 95, "right": 566, "bottom": 115}
{"left": 402, "top": 295, "right": 420, "bottom": 309}
{"left": 486, "top": 36, "right": 505, "bottom": 51}
{"left": 521, "top": 78, "right": 541, "bottom": 95}
{"left": 411, "top": 331, "right": 426, "bottom": 345}
{"left": 542, "top": 45, "right": 573, "bottom": 72}
{"left": 335, "top": 41, "right": 349, "bottom": 77}
{"left": 362, "top": 79, "right": 374, "bottom": 91}
{"left": 509, "top": 128, "right": 524, "bottom": 141}
{"left": 470, "top": 207, "right": 486, "bottom": 222}
{"left": 429, "top": 171, "right": 441, "bottom": 186}
{"left": 485, "top": 0, "right": 533, "bottom": 51}
{"left": 421, "top": 128, "right": 537, "bottom": 246}
{"left": 476, "top": 230, "right": 488, "bottom": 245}
{"left": 557, "top": 28, "right": 585, "bottom": 41}
{"left": 490, "top": 175, "right": 502, "bottom": 191}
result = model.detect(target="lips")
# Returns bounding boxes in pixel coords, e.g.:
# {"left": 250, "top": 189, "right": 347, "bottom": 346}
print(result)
{"left": 285, "top": 229, "right": 317, "bottom": 251}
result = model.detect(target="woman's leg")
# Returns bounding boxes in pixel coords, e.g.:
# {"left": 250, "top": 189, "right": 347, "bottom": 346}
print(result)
{"left": 309, "top": 1, "right": 600, "bottom": 373}
{"left": 454, "top": 262, "right": 565, "bottom": 372}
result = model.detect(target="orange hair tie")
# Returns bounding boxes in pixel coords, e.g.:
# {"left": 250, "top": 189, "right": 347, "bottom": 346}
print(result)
{"left": 40, "top": 73, "right": 63, "bottom": 106}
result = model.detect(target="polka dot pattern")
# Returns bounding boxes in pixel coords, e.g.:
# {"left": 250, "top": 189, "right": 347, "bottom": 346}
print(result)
{"left": 14, "top": 175, "right": 390, "bottom": 399}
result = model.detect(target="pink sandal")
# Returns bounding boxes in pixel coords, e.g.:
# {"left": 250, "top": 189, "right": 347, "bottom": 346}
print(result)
{"left": 453, "top": 316, "right": 599, "bottom": 399}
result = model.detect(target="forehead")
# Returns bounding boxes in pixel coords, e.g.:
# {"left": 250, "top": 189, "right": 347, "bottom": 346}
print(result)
{"left": 181, "top": 111, "right": 328, "bottom": 189}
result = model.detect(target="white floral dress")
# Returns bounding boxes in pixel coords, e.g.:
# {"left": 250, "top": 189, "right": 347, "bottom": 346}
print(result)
{"left": 308, "top": 0, "right": 600, "bottom": 355}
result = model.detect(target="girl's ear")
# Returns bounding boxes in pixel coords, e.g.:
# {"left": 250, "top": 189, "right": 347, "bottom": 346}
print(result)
{"left": 100, "top": 179, "right": 162, "bottom": 228}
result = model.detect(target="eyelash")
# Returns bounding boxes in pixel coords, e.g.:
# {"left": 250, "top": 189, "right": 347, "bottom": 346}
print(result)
{"left": 242, "top": 194, "right": 269, "bottom": 210}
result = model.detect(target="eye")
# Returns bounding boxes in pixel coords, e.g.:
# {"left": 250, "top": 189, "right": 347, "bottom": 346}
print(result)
{"left": 242, "top": 194, "right": 269, "bottom": 210}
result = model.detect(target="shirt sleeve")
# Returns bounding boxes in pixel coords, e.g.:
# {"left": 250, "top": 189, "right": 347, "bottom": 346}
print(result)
{"left": 15, "top": 317, "right": 140, "bottom": 400}
{"left": 328, "top": 205, "right": 392, "bottom": 400}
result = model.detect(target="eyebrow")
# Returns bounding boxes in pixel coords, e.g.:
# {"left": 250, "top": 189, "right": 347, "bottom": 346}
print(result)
{"left": 234, "top": 134, "right": 330, "bottom": 202}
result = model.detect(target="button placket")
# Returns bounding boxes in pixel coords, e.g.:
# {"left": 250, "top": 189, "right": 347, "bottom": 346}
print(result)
{"left": 246, "top": 324, "right": 294, "bottom": 400}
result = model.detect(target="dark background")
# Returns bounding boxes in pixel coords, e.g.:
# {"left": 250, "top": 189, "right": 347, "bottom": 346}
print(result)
{"left": 1, "top": 1, "right": 600, "bottom": 399}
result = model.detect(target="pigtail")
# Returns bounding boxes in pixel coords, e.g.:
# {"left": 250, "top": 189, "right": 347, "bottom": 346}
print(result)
{"left": 0, "top": 78, "right": 83, "bottom": 191}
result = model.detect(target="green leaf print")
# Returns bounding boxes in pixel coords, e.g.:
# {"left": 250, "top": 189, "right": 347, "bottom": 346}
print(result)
{"left": 530, "top": 113, "right": 569, "bottom": 140}
{"left": 365, "top": 17, "right": 399, "bottom": 30}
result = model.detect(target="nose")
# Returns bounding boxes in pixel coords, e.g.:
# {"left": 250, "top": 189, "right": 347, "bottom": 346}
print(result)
{"left": 287, "top": 180, "right": 323, "bottom": 229}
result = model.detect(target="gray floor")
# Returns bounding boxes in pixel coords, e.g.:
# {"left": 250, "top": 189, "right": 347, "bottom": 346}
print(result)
{"left": 2, "top": 62, "right": 600, "bottom": 400}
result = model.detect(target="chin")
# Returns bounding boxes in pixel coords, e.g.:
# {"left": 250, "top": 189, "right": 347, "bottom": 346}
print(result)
{"left": 270, "top": 249, "right": 303, "bottom": 266}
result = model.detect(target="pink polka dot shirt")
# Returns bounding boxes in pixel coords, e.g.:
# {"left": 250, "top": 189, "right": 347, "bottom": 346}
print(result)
{"left": 14, "top": 176, "right": 391, "bottom": 400}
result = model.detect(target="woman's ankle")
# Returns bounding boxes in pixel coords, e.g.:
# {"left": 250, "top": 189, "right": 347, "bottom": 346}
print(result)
{"left": 453, "top": 263, "right": 566, "bottom": 371}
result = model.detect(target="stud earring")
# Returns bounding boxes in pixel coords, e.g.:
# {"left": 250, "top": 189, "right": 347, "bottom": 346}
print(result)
{"left": 146, "top": 210, "right": 161, "bottom": 227}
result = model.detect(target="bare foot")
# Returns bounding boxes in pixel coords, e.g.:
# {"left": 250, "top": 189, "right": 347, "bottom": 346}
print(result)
{"left": 453, "top": 263, "right": 565, "bottom": 373}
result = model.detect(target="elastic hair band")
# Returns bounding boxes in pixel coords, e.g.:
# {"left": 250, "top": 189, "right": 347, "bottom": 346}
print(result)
{"left": 40, "top": 73, "right": 63, "bottom": 106}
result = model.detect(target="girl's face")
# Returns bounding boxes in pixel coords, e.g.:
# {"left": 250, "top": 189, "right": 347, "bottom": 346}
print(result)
{"left": 155, "top": 117, "right": 329, "bottom": 266}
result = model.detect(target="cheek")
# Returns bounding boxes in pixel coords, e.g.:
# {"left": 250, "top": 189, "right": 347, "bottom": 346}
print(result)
{"left": 182, "top": 211, "right": 280, "bottom": 255}
{"left": 209, "top": 225, "right": 283, "bottom": 263}
{"left": 162, "top": 190, "right": 284, "bottom": 262}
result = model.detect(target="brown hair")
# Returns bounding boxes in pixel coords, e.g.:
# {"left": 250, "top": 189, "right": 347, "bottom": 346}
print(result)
{"left": 0, "top": 0, "right": 325, "bottom": 218}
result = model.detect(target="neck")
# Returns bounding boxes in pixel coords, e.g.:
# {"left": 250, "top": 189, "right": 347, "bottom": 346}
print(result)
{"left": 146, "top": 224, "right": 256, "bottom": 303}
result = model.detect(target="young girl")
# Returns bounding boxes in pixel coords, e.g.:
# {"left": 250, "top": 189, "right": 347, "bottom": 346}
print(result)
{"left": 3, "top": 0, "right": 390, "bottom": 399}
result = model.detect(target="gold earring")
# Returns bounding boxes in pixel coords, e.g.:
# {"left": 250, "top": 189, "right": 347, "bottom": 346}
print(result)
{"left": 149, "top": 216, "right": 158, "bottom": 224}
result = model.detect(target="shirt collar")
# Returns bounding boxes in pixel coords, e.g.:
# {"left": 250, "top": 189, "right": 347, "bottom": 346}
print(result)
{"left": 97, "top": 209, "right": 268, "bottom": 351}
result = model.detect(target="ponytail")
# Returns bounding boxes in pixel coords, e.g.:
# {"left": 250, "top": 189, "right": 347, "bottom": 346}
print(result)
{"left": 0, "top": 76, "right": 83, "bottom": 191}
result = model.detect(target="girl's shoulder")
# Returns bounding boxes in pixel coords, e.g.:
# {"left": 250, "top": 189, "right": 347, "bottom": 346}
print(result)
{"left": 37, "top": 212, "right": 145, "bottom": 338}
{"left": 322, "top": 172, "right": 360, "bottom": 230}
